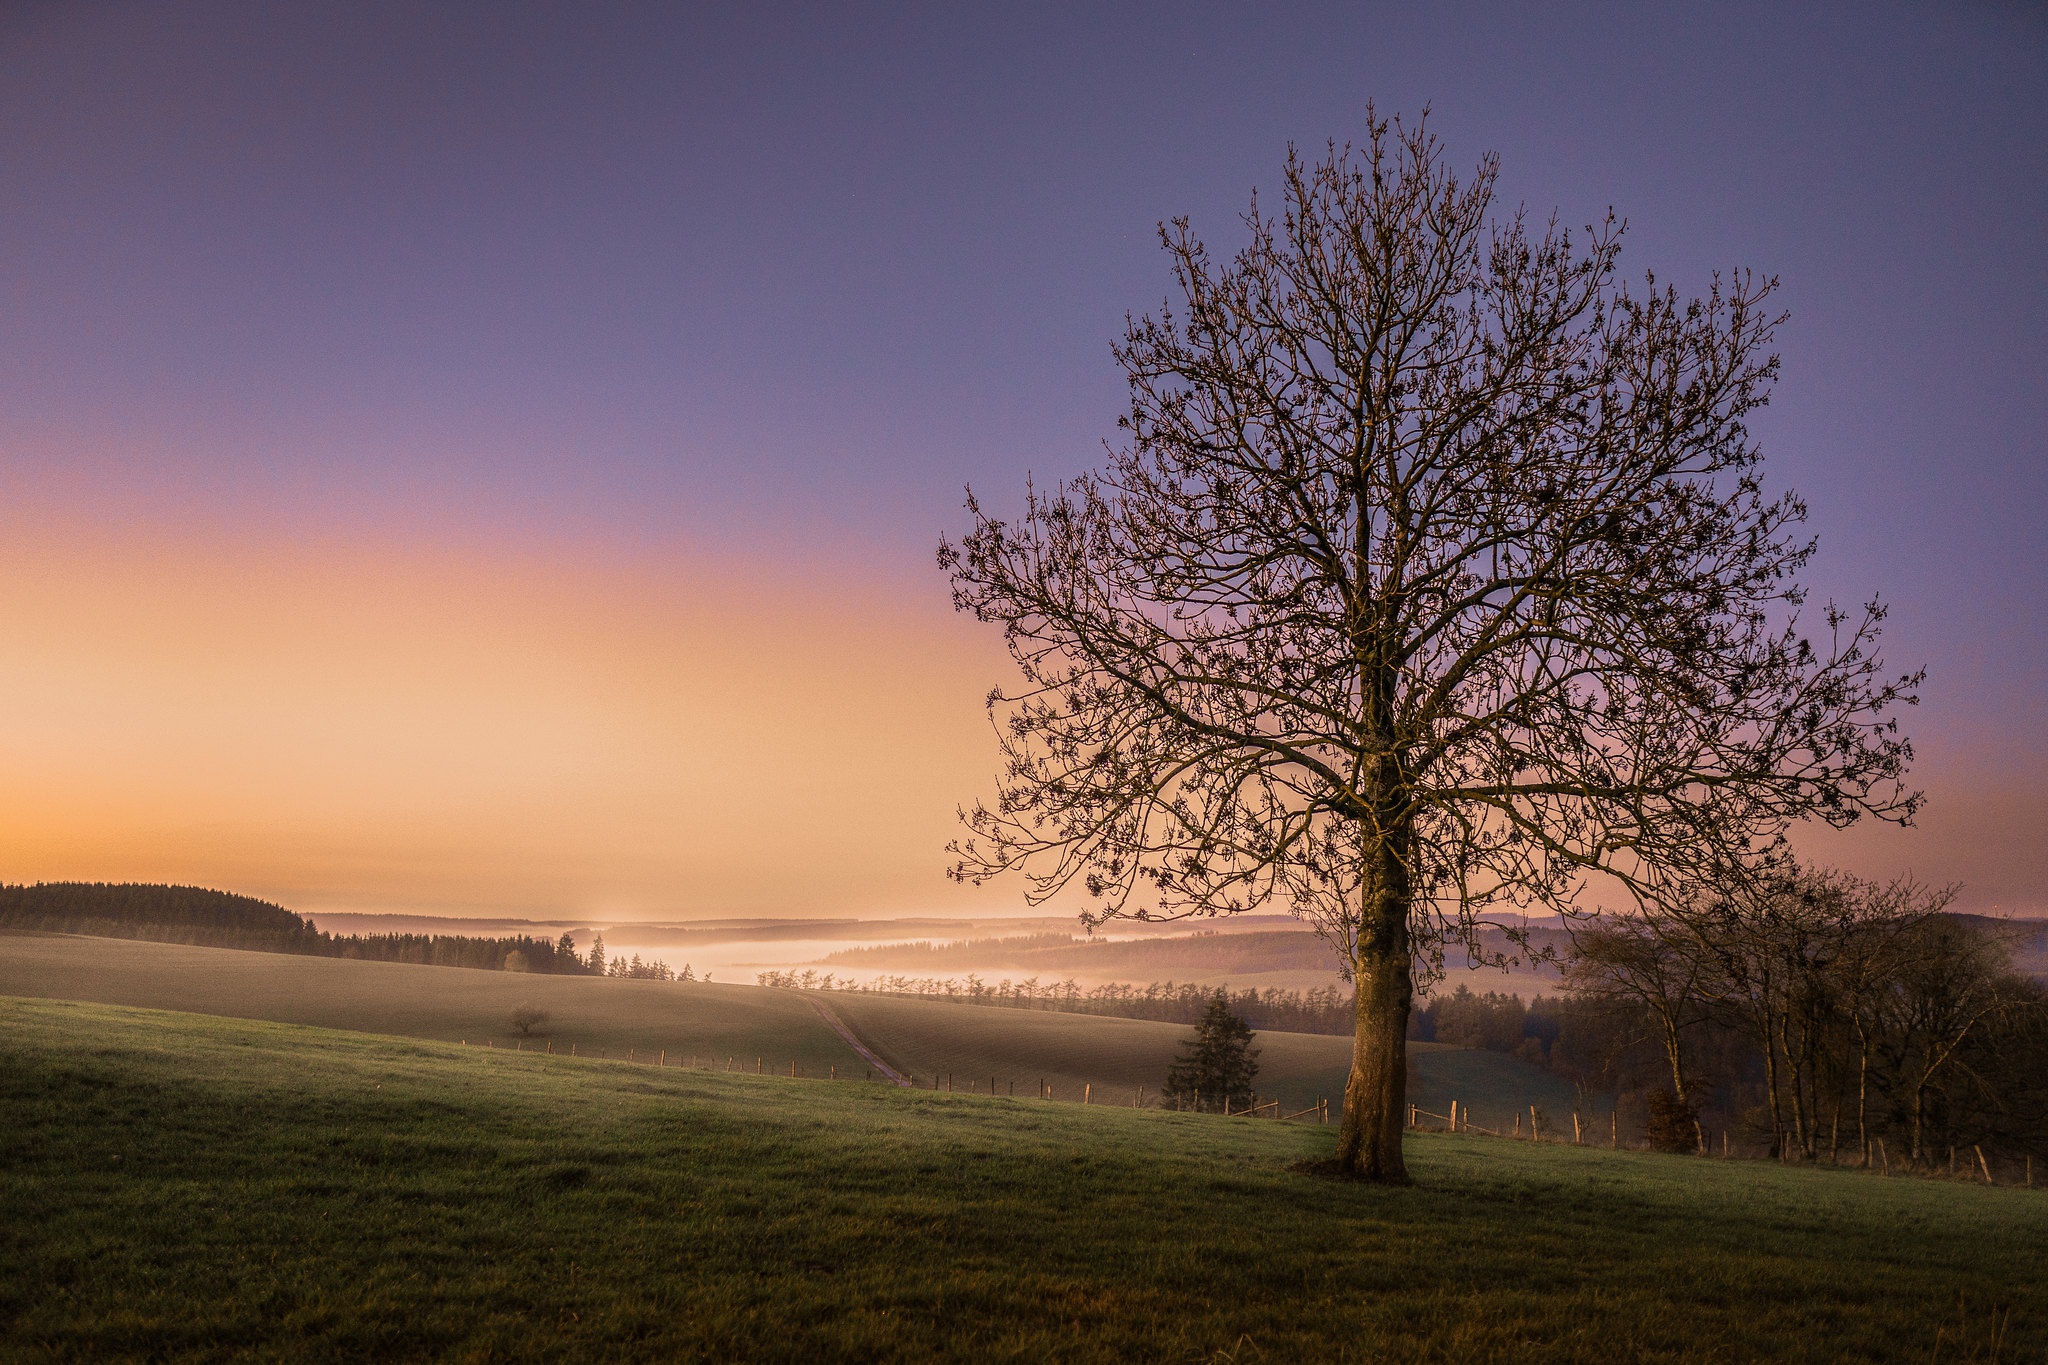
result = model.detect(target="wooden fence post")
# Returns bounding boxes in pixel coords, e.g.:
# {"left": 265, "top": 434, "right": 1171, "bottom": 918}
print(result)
{"left": 1084, "top": 1082, "right": 1091, "bottom": 1105}
{"left": 546, "top": 1041, "right": 552, "bottom": 1054}
{"left": 1572, "top": 1112, "right": 1581, "bottom": 1145}
{"left": 756, "top": 1057, "right": 762, "bottom": 1074}
{"left": 1610, "top": 1109, "right": 1617, "bottom": 1149}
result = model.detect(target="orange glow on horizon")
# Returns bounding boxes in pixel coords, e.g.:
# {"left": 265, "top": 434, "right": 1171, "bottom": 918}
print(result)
{"left": 0, "top": 507, "right": 1024, "bottom": 920}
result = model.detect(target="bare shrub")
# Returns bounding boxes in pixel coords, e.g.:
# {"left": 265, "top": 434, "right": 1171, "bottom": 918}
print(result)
{"left": 509, "top": 1004, "right": 550, "bottom": 1037}
{"left": 1645, "top": 1088, "right": 1700, "bottom": 1153}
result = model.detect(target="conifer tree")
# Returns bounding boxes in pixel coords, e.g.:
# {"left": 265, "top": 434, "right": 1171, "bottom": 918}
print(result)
{"left": 1161, "top": 996, "right": 1261, "bottom": 1112}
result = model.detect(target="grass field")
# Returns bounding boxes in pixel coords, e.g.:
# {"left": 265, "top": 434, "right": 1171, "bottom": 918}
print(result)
{"left": 825, "top": 989, "right": 1582, "bottom": 1128}
{"left": 3, "top": 995, "right": 2043, "bottom": 1362}
{"left": 0, "top": 934, "right": 1582, "bottom": 1127}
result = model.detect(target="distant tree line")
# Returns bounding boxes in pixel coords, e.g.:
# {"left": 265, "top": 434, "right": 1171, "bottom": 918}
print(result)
{"left": 821, "top": 930, "right": 1345, "bottom": 976}
{"left": 1401, "top": 878, "right": 2048, "bottom": 1169}
{"left": 0, "top": 883, "right": 688, "bottom": 980}
{"left": 755, "top": 968, "right": 1355, "bottom": 1034}
{"left": 1559, "top": 868, "right": 2048, "bottom": 1170}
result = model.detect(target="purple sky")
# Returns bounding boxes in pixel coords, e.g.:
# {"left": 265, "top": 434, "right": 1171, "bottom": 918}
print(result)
{"left": 2, "top": 2, "right": 2044, "bottom": 916}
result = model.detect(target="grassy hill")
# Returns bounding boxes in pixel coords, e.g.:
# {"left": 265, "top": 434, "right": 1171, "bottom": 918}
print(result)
{"left": 0, "top": 933, "right": 1582, "bottom": 1128}
{"left": 3, "top": 995, "right": 2043, "bottom": 1361}
{"left": 0, "top": 932, "right": 863, "bottom": 1074}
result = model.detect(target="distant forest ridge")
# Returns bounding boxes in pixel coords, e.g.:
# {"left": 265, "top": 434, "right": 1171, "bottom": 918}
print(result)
{"left": 820, "top": 926, "right": 1573, "bottom": 978}
{"left": 0, "top": 883, "right": 608, "bottom": 975}
{"left": 823, "top": 918, "right": 2048, "bottom": 984}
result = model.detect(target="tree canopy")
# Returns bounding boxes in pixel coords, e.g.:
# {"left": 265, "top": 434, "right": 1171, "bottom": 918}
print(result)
{"left": 942, "top": 113, "right": 1918, "bottom": 1180}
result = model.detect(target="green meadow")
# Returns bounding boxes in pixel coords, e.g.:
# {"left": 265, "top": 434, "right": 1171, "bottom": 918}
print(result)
{"left": 0, "top": 934, "right": 1581, "bottom": 1126}
{"left": 3, "top": 994, "right": 2044, "bottom": 1362}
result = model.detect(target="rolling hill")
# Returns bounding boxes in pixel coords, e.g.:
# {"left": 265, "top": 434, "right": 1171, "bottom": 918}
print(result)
{"left": 0, "top": 931, "right": 1581, "bottom": 1128}
{"left": 2, "top": 995, "right": 2042, "bottom": 1361}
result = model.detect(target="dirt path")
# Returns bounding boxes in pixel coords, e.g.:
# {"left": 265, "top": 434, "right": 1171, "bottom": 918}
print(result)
{"left": 801, "top": 992, "right": 909, "bottom": 1086}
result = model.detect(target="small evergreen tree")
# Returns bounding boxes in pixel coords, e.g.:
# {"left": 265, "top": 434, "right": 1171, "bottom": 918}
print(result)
{"left": 1160, "top": 995, "right": 1260, "bottom": 1113}
{"left": 588, "top": 935, "right": 607, "bottom": 976}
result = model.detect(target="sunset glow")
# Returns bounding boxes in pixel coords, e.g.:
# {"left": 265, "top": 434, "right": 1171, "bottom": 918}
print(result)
{"left": 0, "top": 480, "right": 1013, "bottom": 920}
{"left": 0, "top": 3, "right": 2040, "bottom": 923}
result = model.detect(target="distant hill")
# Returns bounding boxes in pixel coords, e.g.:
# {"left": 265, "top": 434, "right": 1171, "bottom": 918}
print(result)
{"left": 822, "top": 924, "right": 1574, "bottom": 981}
{"left": 0, "top": 882, "right": 587, "bottom": 974}
{"left": 0, "top": 882, "right": 319, "bottom": 950}
{"left": 824, "top": 916, "right": 2048, "bottom": 988}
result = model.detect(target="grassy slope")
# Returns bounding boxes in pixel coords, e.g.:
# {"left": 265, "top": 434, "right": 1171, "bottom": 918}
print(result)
{"left": 0, "top": 933, "right": 1581, "bottom": 1124}
{"left": 2, "top": 996, "right": 2042, "bottom": 1363}
{"left": 0, "top": 932, "right": 866, "bottom": 1073}
{"left": 827, "top": 990, "right": 1582, "bottom": 1128}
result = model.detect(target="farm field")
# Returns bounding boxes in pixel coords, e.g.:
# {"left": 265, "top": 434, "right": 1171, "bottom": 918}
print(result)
{"left": 0, "top": 933, "right": 1581, "bottom": 1126}
{"left": 825, "top": 988, "right": 1581, "bottom": 1128}
{"left": 3, "top": 996, "right": 2043, "bottom": 1362}
{"left": 0, "top": 932, "right": 865, "bottom": 1075}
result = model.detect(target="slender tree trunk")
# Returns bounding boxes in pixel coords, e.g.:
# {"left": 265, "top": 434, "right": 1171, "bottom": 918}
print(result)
{"left": 1777, "top": 1014, "right": 1808, "bottom": 1159}
{"left": 1856, "top": 1025, "right": 1871, "bottom": 1167}
{"left": 1660, "top": 1010, "right": 1690, "bottom": 1112}
{"left": 1761, "top": 1007, "right": 1785, "bottom": 1159}
{"left": 1335, "top": 820, "right": 1412, "bottom": 1182}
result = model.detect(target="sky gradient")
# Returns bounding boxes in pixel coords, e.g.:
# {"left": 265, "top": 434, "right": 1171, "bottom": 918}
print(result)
{"left": 2, "top": 2, "right": 2043, "bottom": 918}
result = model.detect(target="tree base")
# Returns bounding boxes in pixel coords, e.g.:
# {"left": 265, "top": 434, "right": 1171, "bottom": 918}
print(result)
{"left": 1287, "top": 1157, "right": 1414, "bottom": 1186}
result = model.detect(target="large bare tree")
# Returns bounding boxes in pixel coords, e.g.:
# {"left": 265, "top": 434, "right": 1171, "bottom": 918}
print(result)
{"left": 940, "top": 115, "right": 1919, "bottom": 1181}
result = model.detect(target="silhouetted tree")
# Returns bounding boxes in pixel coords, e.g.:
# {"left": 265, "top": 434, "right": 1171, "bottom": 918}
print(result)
{"left": 943, "top": 114, "right": 1919, "bottom": 1179}
{"left": 1161, "top": 996, "right": 1260, "bottom": 1113}
{"left": 1567, "top": 913, "right": 1716, "bottom": 1113}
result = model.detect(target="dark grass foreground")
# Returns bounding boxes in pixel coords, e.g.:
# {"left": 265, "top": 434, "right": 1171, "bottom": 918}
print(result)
{"left": 1, "top": 998, "right": 2041, "bottom": 1362}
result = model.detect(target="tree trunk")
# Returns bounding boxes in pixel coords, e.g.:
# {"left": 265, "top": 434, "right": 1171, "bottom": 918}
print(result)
{"left": 1855, "top": 1025, "right": 1871, "bottom": 1167}
{"left": 1660, "top": 1011, "right": 1690, "bottom": 1111}
{"left": 1760, "top": 1008, "right": 1784, "bottom": 1159}
{"left": 1778, "top": 1014, "right": 1808, "bottom": 1160}
{"left": 1334, "top": 822, "right": 1413, "bottom": 1182}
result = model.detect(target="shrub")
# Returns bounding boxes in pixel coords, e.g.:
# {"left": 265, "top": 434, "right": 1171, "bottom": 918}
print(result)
{"left": 1645, "top": 1088, "right": 1699, "bottom": 1153}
